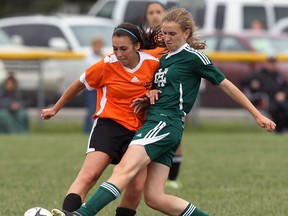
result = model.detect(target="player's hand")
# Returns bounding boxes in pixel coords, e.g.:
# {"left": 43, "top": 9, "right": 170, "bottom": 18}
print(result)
{"left": 255, "top": 115, "right": 276, "bottom": 132}
{"left": 146, "top": 89, "right": 162, "bottom": 105}
{"left": 41, "top": 108, "right": 57, "bottom": 120}
{"left": 130, "top": 97, "right": 149, "bottom": 114}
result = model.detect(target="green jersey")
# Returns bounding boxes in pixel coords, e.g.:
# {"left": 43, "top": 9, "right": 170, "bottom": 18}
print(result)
{"left": 146, "top": 43, "right": 225, "bottom": 130}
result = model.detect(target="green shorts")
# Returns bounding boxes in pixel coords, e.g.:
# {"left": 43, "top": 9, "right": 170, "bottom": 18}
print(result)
{"left": 130, "top": 120, "right": 183, "bottom": 167}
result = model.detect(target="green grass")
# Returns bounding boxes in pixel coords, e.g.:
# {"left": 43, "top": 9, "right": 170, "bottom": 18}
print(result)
{"left": 0, "top": 121, "right": 287, "bottom": 216}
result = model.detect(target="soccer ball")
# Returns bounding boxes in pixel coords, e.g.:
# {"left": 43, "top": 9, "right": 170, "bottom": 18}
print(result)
{"left": 24, "top": 207, "right": 52, "bottom": 216}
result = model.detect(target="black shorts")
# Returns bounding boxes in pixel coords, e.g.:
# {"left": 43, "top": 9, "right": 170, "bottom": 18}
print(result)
{"left": 87, "top": 118, "right": 135, "bottom": 164}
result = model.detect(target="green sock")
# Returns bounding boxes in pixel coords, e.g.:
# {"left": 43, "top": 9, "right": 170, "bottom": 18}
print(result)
{"left": 180, "top": 203, "right": 210, "bottom": 216}
{"left": 76, "top": 182, "right": 121, "bottom": 216}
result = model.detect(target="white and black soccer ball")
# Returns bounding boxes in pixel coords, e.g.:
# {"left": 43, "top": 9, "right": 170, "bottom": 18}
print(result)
{"left": 24, "top": 207, "right": 52, "bottom": 216}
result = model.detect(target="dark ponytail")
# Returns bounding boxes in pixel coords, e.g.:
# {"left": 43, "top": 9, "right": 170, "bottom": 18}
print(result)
{"left": 113, "top": 23, "right": 163, "bottom": 50}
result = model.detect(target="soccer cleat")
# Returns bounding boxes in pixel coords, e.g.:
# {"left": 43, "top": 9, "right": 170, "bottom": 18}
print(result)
{"left": 51, "top": 209, "right": 82, "bottom": 216}
{"left": 165, "top": 180, "right": 183, "bottom": 189}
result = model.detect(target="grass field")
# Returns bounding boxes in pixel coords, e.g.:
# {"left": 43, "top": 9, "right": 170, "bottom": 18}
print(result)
{"left": 0, "top": 120, "right": 287, "bottom": 216}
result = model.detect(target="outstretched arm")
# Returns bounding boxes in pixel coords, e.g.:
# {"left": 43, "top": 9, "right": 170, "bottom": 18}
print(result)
{"left": 218, "top": 78, "right": 276, "bottom": 132}
{"left": 41, "top": 79, "right": 86, "bottom": 120}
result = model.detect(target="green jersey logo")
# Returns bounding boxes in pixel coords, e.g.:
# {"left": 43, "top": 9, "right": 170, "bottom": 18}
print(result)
{"left": 154, "top": 68, "right": 168, "bottom": 87}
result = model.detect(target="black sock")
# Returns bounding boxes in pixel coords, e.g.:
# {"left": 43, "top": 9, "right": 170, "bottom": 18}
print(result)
{"left": 168, "top": 155, "right": 182, "bottom": 180}
{"left": 115, "top": 207, "right": 136, "bottom": 216}
{"left": 62, "top": 193, "right": 82, "bottom": 212}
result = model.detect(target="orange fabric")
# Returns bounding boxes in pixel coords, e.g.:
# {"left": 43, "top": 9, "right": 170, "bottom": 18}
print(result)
{"left": 81, "top": 52, "right": 159, "bottom": 132}
{"left": 142, "top": 47, "right": 168, "bottom": 59}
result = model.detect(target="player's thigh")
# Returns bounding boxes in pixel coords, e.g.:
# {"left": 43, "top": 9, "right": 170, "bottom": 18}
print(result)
{"left": 77, "top": 151, "right": 112, "bottom": 178}
{"left": 144, "top": 162, "right": 170, "bottom": 199}
{"left": 111, "top": 145, "right": 151, "bottom": 181}
{"left": 120, "top": 167, "right": 147, "bottom": 207}
{"left": 126, "top": 167, "right": 147, "bottom": 192}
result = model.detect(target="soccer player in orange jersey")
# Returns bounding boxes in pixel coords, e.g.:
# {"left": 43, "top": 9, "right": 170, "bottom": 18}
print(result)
{"left": 41, "top": 23, "right": 160, "bottom": 216}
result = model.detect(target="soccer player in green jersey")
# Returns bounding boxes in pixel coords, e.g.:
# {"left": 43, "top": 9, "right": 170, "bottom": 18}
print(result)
{"left": 52, "top": 7, "right": 276, "bottom": 216}
{"left": 144, "top": 1, "right": 184, "bottom": 189}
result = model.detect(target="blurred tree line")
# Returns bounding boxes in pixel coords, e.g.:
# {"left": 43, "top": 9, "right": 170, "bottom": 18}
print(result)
{"left": 0, "top": 0, "right": 98, "bottom": 18}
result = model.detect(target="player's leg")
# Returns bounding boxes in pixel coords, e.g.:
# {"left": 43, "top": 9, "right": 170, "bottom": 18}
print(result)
{"left": 144, "top": 162, "right": 209, "bottom": 216}
{"left": 167, "top": 116, "right": 186, "bottom": 189}
{"left": 167, "top": 141, "right": 183, "bottom": 188}
{"left": 52, "top": 120, "right": 171, "bottom": 216}
{"left": 62, "top": 118, "right": 134, "bottom": 212}
{"left": 116, "top": 168, "right": 147, "bottom": 216}
{"left": 72, "top": 145, "right": 151, "bottom": 216}
{"left": 62, "top": 151, "right": 112, "bottom": 211}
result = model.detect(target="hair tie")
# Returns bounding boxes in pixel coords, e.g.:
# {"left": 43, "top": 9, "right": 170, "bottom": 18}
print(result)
{"left": 114, "top": 28, "right": 139, "bottom": 41}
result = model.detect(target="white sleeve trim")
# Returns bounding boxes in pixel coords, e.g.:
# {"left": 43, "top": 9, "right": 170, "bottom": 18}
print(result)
{"left": 80, "top": 72, "right": 95, "bottom": 91}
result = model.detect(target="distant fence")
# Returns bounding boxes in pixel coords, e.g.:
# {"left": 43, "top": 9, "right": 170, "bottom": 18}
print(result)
{"left": 0, "top": 50, "right": 85, "bottom": 128}
{"left": 0, "top": 50, "right": 85, "bottom": 59}
{"left": 1, "top": 50, "right": 288, "bottom": 128}
{"left": 206, "top": 52, "right": 288, "bottom": 62}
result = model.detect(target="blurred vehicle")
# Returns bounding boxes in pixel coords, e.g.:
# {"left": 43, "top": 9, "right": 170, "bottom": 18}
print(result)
{"left": 88, "top": 0, "right": 178, "bottom": 25}
{"left": 0, "top": 14, "right": 115, "bottom": 53}
{"left": 0, "top": 28, "right": 13, "bottom": 46}
{"left": 272, "top": 17, "right": 288, "bottom": 33}
{"left": 0, "top": 29, "right": 64, "bottom": 106}
{"left": 201, "top": 31, "right": 288, "bottom": 108}
{"left": 0, "top": 15, "right": 115, "bottom": 106}
{"left": 204, "top": 31, "right": 288, "bottom": 55}
{"left": 0, "top": 29, "right": 11, "bottom": 84}
{"left": 88, "top": 0, "right": 288, "bottom": 33}
{"left": 180, "top": 0, "right": 288, "bottom": 33}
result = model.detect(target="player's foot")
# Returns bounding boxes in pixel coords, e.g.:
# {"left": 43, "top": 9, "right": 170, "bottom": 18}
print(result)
{"left": 51, "top": 209, "right": 82, "bottom": 216}
{"left": 165, "top": 180, "right": 182, "bottom": 189}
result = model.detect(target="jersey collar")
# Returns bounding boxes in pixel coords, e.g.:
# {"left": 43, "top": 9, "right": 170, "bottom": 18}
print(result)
{"left": 123, "top": 51, "right": 143, "bottom": 73}
{"left": 165, "top": 43, "right": 189, "bottom": 59}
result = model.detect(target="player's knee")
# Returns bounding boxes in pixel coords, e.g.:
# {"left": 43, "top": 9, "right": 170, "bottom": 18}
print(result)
{"left": 76, "top": 171, "right": 101, "bottom": 187}
{"left": 126, "top": 183, "right": 143, "bottom": 199}
{"left": 123, "top": 190, "right": 142, "bottom": 207}
{"left": 144, "top": 192, "right": 160, "bottom": 209}
{"left": 144, "top": 196, "right": 159, "bottom": 210}
{"left": 132, "top": 183, "right": 144, "bottom": 196}
{"left": 112, "top": 164, "right": 135, "bottom": 182}
{"left": 130, "top": 178, "right": 145, "bottom": 194}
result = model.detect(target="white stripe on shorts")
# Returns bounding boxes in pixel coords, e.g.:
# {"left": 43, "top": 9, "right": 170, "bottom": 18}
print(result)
{"left": 86, "top": 118, "right": 98, "bottom": 153}
{"left": 130, "top": 121, "right": 170, "bottom": 146}
{"left": 144, "top": 121, "right": 166, "bottom": 139}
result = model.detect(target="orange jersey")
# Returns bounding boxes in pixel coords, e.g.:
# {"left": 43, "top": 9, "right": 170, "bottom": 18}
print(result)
{"left": 80, "top": 51, "right": 159, "bottom": 132}
{"left": 142, "top": 47, "right": 168, "bottom": 59}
